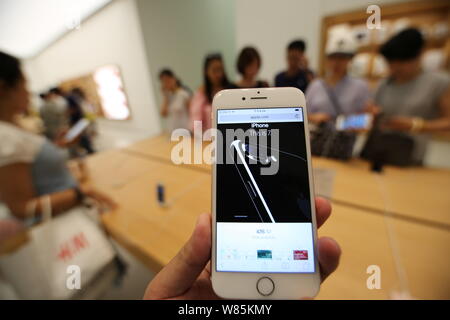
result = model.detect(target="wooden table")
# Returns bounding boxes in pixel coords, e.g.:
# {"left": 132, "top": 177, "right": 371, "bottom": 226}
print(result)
{"left": 85, "top": 136, "right": 450, "bottom": 299}
{"left": 86, "top": 150, "right": 211, "bottom": 272}
{"left": 316, "top": 203, "right": 450, "bottom": 300}
{"left": 123, "top": 135, "right": 450, "bottom": 229}
{"left": 124, "top": 134, "right": 211, "bottom": 172}
{"left": 311, "top": 157, "right": 450, "bottom": 230}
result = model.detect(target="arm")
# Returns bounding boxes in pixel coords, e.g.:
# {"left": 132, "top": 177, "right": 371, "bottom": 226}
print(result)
{"left": 385, "top": 86, "right": 450, "bottom": 132}
{"left": 189, "top": 89, "right": 205, "bottom": 132}
{"left": 422, "top": 86, "right": 450, "bottom": 131}
{"left": 308, "top": 113, "right": 331, "bottom": 124}
{"left": 0, "top": 219, "right": 24, "bottom": 242}
{"left": 67, "top": 158, "right": 89, "bottom": 184}
{"left": 0, "top": 163, "right": 80, "bottom": 219}
{"left": 0, "top": 163, "right": 117, "bottom": 220}
{"left": 160, "top": 93, "right": 169, "bottom": 117}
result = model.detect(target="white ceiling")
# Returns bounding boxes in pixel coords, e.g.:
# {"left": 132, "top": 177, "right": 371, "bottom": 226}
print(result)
{"left": 0, "top": 0, "right": 112, "bottom": 59}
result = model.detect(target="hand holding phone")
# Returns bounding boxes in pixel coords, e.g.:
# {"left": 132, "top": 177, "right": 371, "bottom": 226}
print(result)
{"left": 211, "top": 88, "right": 322, "bottom": 299}
{"left": 143, "top": 198, "right": 340, "bottom": 300}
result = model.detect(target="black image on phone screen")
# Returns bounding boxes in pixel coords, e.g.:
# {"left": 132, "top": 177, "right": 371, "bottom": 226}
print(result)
{"left": 216, "top": 119, "right": 312, "bottom": 223}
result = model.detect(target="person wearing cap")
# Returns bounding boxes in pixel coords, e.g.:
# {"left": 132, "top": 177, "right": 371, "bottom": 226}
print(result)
{"left": 306, "top": 26, "right": 371, "bottom": 125}
{"left": 373, "top": 28, "right": 450, "bottom": 164}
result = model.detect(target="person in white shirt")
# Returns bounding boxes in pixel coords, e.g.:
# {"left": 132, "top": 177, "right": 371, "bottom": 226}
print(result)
{"left": 159, "top": 69, "right": 191, "bottom": 133}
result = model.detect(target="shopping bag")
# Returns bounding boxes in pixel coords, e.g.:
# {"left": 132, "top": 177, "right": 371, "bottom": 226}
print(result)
{"left": 0, "top": 196, "right": 116, "bottom": 299}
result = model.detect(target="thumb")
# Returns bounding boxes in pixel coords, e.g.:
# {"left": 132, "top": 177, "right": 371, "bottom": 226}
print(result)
{"left": 144, "top": 213, "right": 211, "bottom": 299}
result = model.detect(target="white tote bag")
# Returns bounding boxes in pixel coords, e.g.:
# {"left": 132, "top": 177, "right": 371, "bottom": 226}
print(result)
{"left": 0, "top": 196, "right": 116, "bottom": 299}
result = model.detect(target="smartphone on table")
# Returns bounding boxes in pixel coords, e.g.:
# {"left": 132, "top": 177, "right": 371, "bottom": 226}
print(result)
{"left": 211, "top": 87, "right": 320, "bottom": 299}
{"left": 335, "top": 113, "right": 372, "bottom": 131}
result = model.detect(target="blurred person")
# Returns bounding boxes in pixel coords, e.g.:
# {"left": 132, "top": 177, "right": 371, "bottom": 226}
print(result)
{"left": 306, "top": 27, "right": 371, "bottom": 125}
{"left": 38, "top": 90, "right": 68, "bottom": 140}
{"left": 232, "top": 47, "right": 268, "bottom": 88}
{"left": 15, "top": 103, "right": 44, "bottom": 135}
{"left": 374, "top": 28, "right": 450, "bottom": 164}
{"left": 49, "top": 87, "right": 82, "bottom": 127}
{"left": 0, "top": 51, "right": 116, "bottom": 225}
{"left": 274, "top": 39, "right": 314, "bottom": 92}
{"left": 70, "top": 87, "right": 96, "bottom": 116}
{"left": 70, "top": 87, "right": 98, "bottom": 149}
{"left": 51, "top": 86, "right": 95, "bottom": 155}
{"left": 190, "top": 53, "right": 232, "bottom": 134}
{"left": 159, "top": 69, "right": 191, "bottom": 133}
{"left": 144, "top": 198, "right": 341, "bottom": 299}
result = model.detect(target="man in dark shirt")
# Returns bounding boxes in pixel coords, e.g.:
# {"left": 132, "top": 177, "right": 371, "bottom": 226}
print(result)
{"left": 274, "top": 39, "right": 314, "bottom": 92}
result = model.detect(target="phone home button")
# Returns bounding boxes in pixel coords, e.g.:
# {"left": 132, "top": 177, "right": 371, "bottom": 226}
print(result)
{"left": 256, "top": 277, "right": 275, "bottom": 296}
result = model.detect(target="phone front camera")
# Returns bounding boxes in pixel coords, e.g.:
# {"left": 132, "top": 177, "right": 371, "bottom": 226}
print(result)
{"left": 242, "top": 97, "right": 246, "bottom": 101}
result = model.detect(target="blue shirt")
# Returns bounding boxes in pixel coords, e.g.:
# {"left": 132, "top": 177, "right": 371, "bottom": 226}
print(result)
{"left": 306, "top": 76, "right": 371, "bottom": 117}
{"left": 0, "top": 121, "right": 77, "bottom": 225}
{"left": 31, "top": 141, "right": 77, "bottom": 196}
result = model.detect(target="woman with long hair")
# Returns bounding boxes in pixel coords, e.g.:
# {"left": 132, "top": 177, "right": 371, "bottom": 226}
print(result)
{"left": 190, "top": 53, "right": 232, "bottom": 135}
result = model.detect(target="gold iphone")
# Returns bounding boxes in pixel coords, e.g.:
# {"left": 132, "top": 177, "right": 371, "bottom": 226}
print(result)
{"left": 211, "top": 87, "right": 320, "bottom": 299}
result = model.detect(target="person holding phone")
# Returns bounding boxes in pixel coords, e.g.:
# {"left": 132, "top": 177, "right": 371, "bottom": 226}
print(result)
{"left": 0, "top": 51, "right": 116, "bottom": 225}
{"left": 306, "top": 26, "right": 371, "bottom": 125}
{"left": 372, "top": 28, "right": 450, "bottom": 164}
{"left": 144, "top": 198, "right": 340, "bottom": 299}
{"left": 49, "top": 87, "right": 95, "bottom": 156}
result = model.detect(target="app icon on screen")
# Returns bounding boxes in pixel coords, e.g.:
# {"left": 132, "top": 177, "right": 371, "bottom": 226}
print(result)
{"left": 257, "top": 250, "right": 273, "bottom": 259}
{"left": 293, "top": 250, "right": 308, "bottom": 260}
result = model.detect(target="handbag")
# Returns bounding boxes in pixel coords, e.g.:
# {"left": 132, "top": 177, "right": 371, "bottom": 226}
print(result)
{"left": 360, "top": 115, "right": 416, "bottom": 167}
{"left": 310, "top": 122, "right": 356, "bottom": 160}
{"left": 0, "top": 196, "right": 116, "bottom": 299}
{"left": 310, "top": 80, "right": 356, "bottom": 160}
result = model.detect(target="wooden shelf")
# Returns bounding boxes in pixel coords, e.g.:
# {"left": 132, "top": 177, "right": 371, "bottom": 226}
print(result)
{"left": 319, "top": 0, "right": 450, "bottom": 78}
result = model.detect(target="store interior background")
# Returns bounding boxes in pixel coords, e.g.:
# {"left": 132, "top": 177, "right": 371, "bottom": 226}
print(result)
{"left": 6, "top": 0, "right": 447, "bottom": 167}
{"left": 0, "top": 0, "right": 448, "bottom": 299}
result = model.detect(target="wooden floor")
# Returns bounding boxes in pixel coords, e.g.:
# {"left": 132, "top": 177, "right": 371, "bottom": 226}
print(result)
{"left": 85, "top": 135, "right": 450, "bottom": 299}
